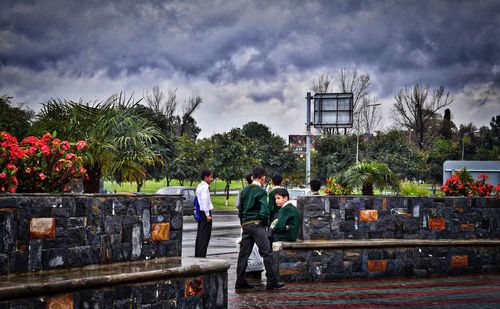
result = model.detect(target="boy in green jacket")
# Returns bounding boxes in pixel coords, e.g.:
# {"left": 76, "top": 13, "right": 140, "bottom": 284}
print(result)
{"left": 270, "top": 188, "right": 299, "bottom": 241}
{"left": 236, "top": 167, "right": 285, "bottom": 290}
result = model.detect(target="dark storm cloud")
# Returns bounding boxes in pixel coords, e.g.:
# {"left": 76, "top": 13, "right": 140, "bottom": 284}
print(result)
{"left": 2, "top": 0, "right": 499, "bottom": 88}
{"left": 1, "top": 0, "right": 499, "bottom": 129}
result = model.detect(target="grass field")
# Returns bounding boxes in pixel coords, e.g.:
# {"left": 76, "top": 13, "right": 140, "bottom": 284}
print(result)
{"left": 104, "top": 178, "right": 241, "bottom": 211}
{"left": 104, "top": 179, "right": 245, "bottom": 194}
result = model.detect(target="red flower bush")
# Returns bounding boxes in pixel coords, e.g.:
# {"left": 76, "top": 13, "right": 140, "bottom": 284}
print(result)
{"left": 441, "top": 169, "right": 499, "bottom": 197}
{"left": 0, "top": 131, "right": 87, "bottom": 193}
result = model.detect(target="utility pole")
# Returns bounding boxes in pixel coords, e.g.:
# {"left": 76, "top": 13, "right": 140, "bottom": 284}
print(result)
{"left": 305, "top": 92, "right": 312, "bottom": 187}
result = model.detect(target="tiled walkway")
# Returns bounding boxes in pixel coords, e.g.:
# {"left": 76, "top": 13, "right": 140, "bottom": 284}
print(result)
{"left": 229, "top": 274, "right": 500, "bottom": 308}
{"left": 217, "top": 253, "right": 500, "bottom": 308}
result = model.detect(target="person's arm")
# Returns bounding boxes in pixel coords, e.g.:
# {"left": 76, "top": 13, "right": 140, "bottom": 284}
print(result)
{"left": 258, "top": 190, "right": 270, "bottom": 226}
{"left": 275, "top": 206, "right": 291, "bottom": 232}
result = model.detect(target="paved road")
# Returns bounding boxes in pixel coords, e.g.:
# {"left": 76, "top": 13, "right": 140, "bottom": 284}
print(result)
{"left": 182, "top": 212, "right": 241, "bottom": 257}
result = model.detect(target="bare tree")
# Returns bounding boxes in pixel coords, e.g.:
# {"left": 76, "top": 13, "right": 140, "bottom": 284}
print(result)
{"left": 359, "top": 96, "right": 382, "bottom": 134}
{"left": 311, "top": 73, "right": 333, "bottom": 93}
{"left": 178, "top": 96, "right": 202, "bottom": 137}
{"left": 311, "top": 69, "right": 371, "bottom": 135}
{"left": 392, "top": 83, "right": 453, "bottom": 149}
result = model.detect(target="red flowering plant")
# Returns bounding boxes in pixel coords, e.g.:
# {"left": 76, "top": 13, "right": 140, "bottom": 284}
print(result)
{"left": 325, "top": 177, "right": 352, "bottom": 195}
{"left": 0, "top": 132, "right": 24, "bottom": 193}
{"left": 0, "top": 131, "right": 87, "bottom": 193}
{"left": 441, "top": 169, "right": 499, "bottom": 197}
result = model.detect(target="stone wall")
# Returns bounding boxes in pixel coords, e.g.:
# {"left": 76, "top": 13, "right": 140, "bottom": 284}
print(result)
{"left": 0, "top": 194, "right": 183, "bottom": 276}
{"left": 277, "top": 241, "right": 500, "bottom": 281}
{"left": 275, "top": 195, "right": 500, "bottom": 281}
{"left": 298, "top": 196, "right": 500, "bottom": 240}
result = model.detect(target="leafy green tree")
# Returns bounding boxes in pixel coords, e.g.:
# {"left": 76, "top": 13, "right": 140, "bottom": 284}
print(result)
{"left": 241, "top": 122, "right": 298, "bottom": 185}
{"left": 365, "top": 130, "right": 427, "bottom": 181}
{"left": 427, "top": 137, "right": 460, "bottom": 183}
{"left": 312, "top": 135, "right": 357, "bottom": 181}
{"left": 32, "top": 94, "right": 164, "bottom": 192}
{"left": 0, "top": 95, "right": 35, "bottom": 139}
{"left": 171, "top": 136, "right": 205, "bottom": 186}
{"left": 208, "top": 128, "right": 256, "bottom": 204}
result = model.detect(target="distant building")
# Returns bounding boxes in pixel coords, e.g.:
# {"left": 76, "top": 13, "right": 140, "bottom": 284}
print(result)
{"left": 288, "top": 135, "right": 321, "bottom": 157}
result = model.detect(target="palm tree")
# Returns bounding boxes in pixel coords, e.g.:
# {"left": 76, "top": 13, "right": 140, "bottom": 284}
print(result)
{"left": 32, "top": 94, "right": 164, "bottom": 193}
{"left": 338, "top": 161, "right": 400, "bottom": 195}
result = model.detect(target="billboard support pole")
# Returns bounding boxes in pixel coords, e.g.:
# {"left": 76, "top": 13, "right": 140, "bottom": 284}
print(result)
{"left": 305, "top": 92, "right": 312, "bottom": 188}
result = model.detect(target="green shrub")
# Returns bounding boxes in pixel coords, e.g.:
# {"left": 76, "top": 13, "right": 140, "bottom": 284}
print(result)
{"left": 399, "top": 181, "right": 429, "bottom": 197}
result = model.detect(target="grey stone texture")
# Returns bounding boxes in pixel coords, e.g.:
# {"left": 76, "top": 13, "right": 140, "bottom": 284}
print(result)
{"left": 276, "top": 195, "right": 500, "bottom": 281}
{"left": 0, "top": 194, "right": 183, "bottom": 276}
{"left": 298, "top": 196, "right": 500, "bottom": 240}
{"left": 0, "top": 272, "right": 227, "bottom": 309}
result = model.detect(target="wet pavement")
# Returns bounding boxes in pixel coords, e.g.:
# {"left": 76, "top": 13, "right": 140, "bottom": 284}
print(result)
{"left": 185, "top": 213, "right": 500, "bottom": 308}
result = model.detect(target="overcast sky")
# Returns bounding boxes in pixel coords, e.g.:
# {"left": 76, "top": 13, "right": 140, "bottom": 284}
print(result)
{"left": 1, "top": 0, "right": 499, "bottom": 138}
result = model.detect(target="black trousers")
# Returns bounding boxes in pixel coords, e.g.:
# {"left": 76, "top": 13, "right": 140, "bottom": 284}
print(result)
{"left": 236, "top": 223, "right": 279, "bottom": 286}
{"left": 195, "top": 212, "right": 212, "bottom": 257}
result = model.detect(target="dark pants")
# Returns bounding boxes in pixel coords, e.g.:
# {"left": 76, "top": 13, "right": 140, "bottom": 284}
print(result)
{"left": 195, "top": 212, "right": 212, "bottom": 257}
{"left": 236, "top": 223, "right": 279, "bottom": 286}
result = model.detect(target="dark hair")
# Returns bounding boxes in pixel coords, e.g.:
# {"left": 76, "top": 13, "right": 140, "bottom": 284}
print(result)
{"left": 245, "top": 173, "right": 253, "bottom": 184}
{"left": 274, "top": 188, "right": 289, "bottom": 199}
{"left": 252, "top": 166, "right": 266, "bottom": 179}
{"left": 201, "top": 169, "right": 212, "bottom": 180}
{"left": 310, "top": 179, "right": 321, "bottom": 192}
{"left": 272, "top": 175, "right": 282, "bottom": 186}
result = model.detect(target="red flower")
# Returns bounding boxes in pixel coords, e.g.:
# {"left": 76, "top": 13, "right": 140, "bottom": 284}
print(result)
{"left": 0, "top": 173, "right": 6, "bottom": 179}
{"left": 61, "top": 141, "right": 71, "bottom": 151}
{"left": 41, "top": 145, "right": 50, "bottom": 156}
{"left": 66, "top": 153, "right": 76, "bottom": 160}
{"left": 76, "top": 140, "right": 87, "bottom": 150}
{"left": 39, "top": 173, "right": 46, "bottom": 180}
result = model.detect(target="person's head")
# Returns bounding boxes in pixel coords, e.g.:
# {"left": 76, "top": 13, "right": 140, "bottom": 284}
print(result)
{"left": 274, "top": 188, "right": 289, "bottom": 207}
{"left": 310, "top": 179, "right": 321, "bottom": 192}
{"left": 245, "top": 173, "right": 253, "bottom": 185}
{"left": 252, "top": 166, "right": 266, "bottom": 185}
{"left": 201, "top": 169, "right": 213, "bottom": 184}
{"left": 272, "top": 175, "right": 282, "bottom": 186}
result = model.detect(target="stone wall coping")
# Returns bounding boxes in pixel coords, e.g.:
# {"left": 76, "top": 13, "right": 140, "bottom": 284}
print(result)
{"left": 0, "top": 257, "right": 229, "bottom": 301}
{"left": 273, "top": 239, "right": 500, "bottom": 251}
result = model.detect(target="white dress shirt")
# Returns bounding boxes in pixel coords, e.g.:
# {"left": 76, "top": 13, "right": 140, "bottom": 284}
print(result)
{"left": 196, "top": 180, "right": 213, "bottom": 216}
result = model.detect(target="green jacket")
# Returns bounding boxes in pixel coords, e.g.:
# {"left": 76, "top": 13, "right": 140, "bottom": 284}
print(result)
{"left": 268, "top": 187, "right": 282, "bottom": 223}
{"left": 239, "top": 184, "right": 270, "bottom": 226}
{"left": 274, "top": 203, "right": 299, "bottom": 241}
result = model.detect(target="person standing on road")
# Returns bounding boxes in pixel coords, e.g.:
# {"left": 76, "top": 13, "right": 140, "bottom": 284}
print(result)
{"left": 236, "top": 167, "right": 285, "bottom": 290}
{"left": 195, "top": 169, "right": 214, "bottom": 258}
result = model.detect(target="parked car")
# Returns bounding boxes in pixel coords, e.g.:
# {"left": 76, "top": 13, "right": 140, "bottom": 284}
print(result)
{"left": 155, "top": 186, "right": 196, "bottom": 216}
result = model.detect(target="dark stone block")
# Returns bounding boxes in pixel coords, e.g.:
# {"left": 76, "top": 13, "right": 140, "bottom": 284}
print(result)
{"left": 170, "top": 215, "right": 183, "bottom": 230}
{"left": 344, "top": 208, "right": 355, "bottom": 221}
{"left": 28, "top": 239, "right": 42, "bottom": 271}
{"left": 122, "top": 215, "right": 141, "bottom": 226}
{"left": 65, "top": 227, "right": 87, "bottom": 246}
{"left": 74, "top": 198, "right": 89, "bottom": 217}
{"left": 51, "top": 206, "right": 69, "bottom": 218}
{"left": 112, "top": 243, "right": 131, "bottom": 262}
{"left": 104, "top": 216, "right": 122, "bottom": 235}
{"left": 0, "top": 254, "right": 7, "bottom": 275}
{"left": 142, "top": 242, "right": 159, "bottom": 259}
{"left": 42, "top": 248, "right": 67, "bottom": 269}
{"left": 9, "top": 250, "right": 28, "bottom": 273}
{"left": 68, "top": 217, "right": 86, "bottom": 228}
{"left": 67, "top": 245, "right": 99, "bottom": 266}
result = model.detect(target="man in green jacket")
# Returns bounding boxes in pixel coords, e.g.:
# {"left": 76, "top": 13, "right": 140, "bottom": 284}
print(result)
{"left": 236, "top": 167, "right": 285, "bottom": 291}
{"left": 270, "top": 188, "right": 300, "bottom": 241}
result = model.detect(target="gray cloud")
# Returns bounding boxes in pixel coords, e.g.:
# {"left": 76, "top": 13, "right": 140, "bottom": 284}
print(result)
{"left": 1, "top": 0, "right": 499, "bottom": 137}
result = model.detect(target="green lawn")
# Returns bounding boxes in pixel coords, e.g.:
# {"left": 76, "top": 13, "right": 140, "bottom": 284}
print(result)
{"left": 104, "top": 178, "right": 244, "bottom": 194}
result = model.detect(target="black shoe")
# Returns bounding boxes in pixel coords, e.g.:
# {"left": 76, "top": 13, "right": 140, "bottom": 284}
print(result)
{"left": 266, "top": 281, "right": 285, "bottom": 290}
{"left": 235, "top": 282, "right": 255, "bottom": 290}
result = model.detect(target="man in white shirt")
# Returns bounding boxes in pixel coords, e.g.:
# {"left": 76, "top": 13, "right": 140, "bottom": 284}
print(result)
{"left": 195, "top": 169, "right": 214, "bottom": 257}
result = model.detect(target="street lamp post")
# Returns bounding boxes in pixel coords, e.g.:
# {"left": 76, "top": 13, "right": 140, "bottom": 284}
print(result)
{"left": 355, "top": 103, "right": 380, "bottom": 163}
